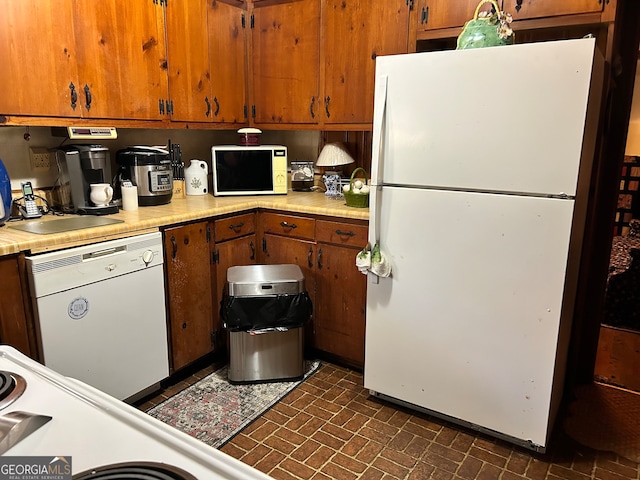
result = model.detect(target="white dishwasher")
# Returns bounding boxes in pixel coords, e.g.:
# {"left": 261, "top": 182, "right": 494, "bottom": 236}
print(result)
{"left": 26, "top": 231, "right": 169, "bottom": 402}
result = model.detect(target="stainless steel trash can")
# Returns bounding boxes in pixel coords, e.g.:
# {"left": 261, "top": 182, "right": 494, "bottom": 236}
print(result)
{"left": 222, "top": 264, "right": 312, "bottom": 384}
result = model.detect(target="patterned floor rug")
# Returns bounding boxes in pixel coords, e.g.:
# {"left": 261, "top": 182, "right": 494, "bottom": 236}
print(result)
{"left": 147, "top": 360, "right": 321, "bottom": 448}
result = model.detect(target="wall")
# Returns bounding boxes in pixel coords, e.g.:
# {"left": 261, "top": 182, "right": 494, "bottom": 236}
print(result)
{"left": 0, "top": 127, "right": 321, "bottom": 192}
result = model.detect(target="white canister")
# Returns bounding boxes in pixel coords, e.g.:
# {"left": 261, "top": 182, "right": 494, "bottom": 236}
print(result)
{"left": 185, "top": 159, "right": 208, "bottom": 195}
{"left": 121, "top": 182, "right": 138, "bottom": 211}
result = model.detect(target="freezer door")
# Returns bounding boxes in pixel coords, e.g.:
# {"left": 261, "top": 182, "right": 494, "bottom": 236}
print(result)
{"left": 372, "top": 38, "right": 602, "bottom": 197}
{"left": 364, "top": 186, "right": 576, "bottom": 448}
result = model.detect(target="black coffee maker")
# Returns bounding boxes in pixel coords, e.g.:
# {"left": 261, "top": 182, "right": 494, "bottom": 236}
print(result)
{"left": 53, "top": 145, "right": 119, "bottom": 215}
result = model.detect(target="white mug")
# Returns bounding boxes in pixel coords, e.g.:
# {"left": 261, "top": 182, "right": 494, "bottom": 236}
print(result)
{"left": 89, "top": 183, "right": 113, "bottom": 206}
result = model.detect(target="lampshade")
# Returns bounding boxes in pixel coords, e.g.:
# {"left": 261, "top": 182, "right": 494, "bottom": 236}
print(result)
{"left": 315, "top": 143, "right": 355, "bottom": 168}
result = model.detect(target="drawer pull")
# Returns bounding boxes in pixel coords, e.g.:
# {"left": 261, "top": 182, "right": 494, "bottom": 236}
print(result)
{"left": 280, "top": 221, "right": 297, "bottom": 229}
{"left": 335, "top": 229, "right": 355, "bottom": 237}
{"left": 228, "top": 222, "right": 244, "bottom": 231}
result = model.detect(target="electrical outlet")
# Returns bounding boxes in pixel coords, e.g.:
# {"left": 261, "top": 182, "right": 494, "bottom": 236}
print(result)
{"left": 29, "top": 147, "right": 51, "bottom": 171}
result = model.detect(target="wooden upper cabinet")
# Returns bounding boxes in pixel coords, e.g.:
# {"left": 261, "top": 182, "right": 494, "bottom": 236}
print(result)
{"left": 208, "top": 0, "right": 248, "bottom": 124}
{"left": 166, "top": 0, "right": 212, "bottom": 122}
{"left": 415, "top": 0, "right": 480, "bottom": 31}
{"left": 0, "top": 0, "right": 79, "bottom": 117}
{"left": 416, "top": 0, "right": 606, "bottom": 34}
{"left": 166, "top": 0, "right": 247, "bottom": 124}
{"left": 251, "top": 0, "right": 321, "bottom": 124}
{"left": 72, "top": 0, "right": 165, "bottom": 120}
{"left": 322, "top": 0, "right": 411, "bottom": 125}
{"left": 502, "top": 0, "right": 604, "bottom": 20}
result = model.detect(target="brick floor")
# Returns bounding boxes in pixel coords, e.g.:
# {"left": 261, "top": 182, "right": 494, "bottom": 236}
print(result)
{"left": 139, "top": 362, "right": 640, "bottom": 480}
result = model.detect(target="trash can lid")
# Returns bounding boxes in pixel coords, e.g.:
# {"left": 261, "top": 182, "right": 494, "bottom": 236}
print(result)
{"left": 226, "top": 264, "right": 305, "bottom": 297}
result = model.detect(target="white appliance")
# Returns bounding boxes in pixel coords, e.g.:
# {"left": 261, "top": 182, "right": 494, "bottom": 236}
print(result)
{"left": 211, "top": 145, "right": 288, "bottom": 196}
{"left": 364, "top": 38, "right": 604, "bottom": 452}
{"left": 26, "top": 232, "right": 170, "bottom": 401}
{"left": 0, "top": 345, "right": 272, "bottom": 479}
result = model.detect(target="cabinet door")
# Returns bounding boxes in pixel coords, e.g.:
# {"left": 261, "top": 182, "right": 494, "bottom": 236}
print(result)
{"left": 251, "top": 0, "right": 320, "bottom": 124}
{"left": 262, "top": 234, "right": 317, "bottom": 346}
{"left": 322, "top": 0, "right": 410, "bottom": 124}
{"left": 0, "top": 0, "right": 79, "bottom": 117}
{"left": 503, "top": 0, "right": 603, "bottom": 20}
{"left": 208, "top": 0, "right": 248, "bottom": 124}
{"left": 415, "top": 0, "right": 480, "bottom": 31}
{"left": 0, "top": 256, "right": 36, "bottom": 359}
{"left": 315, "top": 219, "right": 367, "bottom": 367}
{"left": 164, "top": 222, "right": 214, "bottom": 372}
{"left": 166, "top": 0, "right": 212, "bottom": 122}
{"left": 73, "top": 0, "right": 165, "bottom": 120}
{"left": 214, "top": 234, "right": 257, "bottom": 346}
{"left": 314, "top": 243, "right": 366, "bottom": 367}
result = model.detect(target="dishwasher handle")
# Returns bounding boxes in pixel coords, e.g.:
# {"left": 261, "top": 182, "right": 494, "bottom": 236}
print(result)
{"left": 82, "top": 245, "right": 126, "bottom": 260}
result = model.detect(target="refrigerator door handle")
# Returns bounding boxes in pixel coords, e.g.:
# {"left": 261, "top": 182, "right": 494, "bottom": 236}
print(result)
{"left": 368, "top": 74, "right": 388, "bottom": 285}
{"left": 370, "top": 74, "right": 388, "bottom": 191}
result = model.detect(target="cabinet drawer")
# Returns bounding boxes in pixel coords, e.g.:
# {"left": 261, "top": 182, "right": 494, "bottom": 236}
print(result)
{"left": 316, "top": 220, "right": 368, "bottom": 248}
{"left": 261, "top": 212, "right": 315, "bottom": 240}
{"left": 214, "top": 213, "right": 256, "bottom": 242}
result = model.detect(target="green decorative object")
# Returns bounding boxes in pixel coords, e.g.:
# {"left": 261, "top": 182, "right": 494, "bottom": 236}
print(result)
{"left": 457, "top": 0, "right": 515, "bottom": 50}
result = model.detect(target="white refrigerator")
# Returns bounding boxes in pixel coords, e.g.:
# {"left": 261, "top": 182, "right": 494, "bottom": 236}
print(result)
{"left": 364, "top": 38, "right": 604, "bottom": 452}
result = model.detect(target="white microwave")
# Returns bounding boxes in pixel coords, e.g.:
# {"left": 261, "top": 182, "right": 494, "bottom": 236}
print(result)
{"left": 211, "top": 145, "right": 288, "bottom": 196}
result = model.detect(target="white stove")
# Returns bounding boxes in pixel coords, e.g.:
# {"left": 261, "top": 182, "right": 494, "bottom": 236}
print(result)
{"left": 0, "top": 346, "right": 273, "bottom": 479}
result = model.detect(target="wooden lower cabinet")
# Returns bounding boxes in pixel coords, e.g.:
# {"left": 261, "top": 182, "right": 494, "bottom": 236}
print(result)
{"left": 212, "top": 213, "right": 258, "bottom": 351}
{"left": 161, "top": 211, "right": 368, "bottom": 371}
{"left": 163, "top": 222, "right": 215, "bottom": 372}
{"left": 0, "top": 255, "right": 37, "bottom": 359}
{"left": 261, "top": 233, "right": 317, "bottom": 349}
{"left": 259, "top": 212, "right": 368, "bottom": 368}
{"left": 315, "top": 220, "right": 368, "bottom": 367}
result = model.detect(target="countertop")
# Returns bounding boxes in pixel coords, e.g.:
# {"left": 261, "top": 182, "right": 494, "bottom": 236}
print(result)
{"left": 0, "top": 192, "right": 369, "bottom": 256}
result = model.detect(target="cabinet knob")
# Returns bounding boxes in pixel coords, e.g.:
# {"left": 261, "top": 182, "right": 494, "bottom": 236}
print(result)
{"left": 182, "top": 322, "right": 187, "bottom": 329}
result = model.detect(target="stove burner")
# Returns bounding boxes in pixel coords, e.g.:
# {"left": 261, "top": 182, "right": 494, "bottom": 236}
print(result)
{"left": 0, "top": 371, "right": 26, "bottom": 410}
{"left": 72, "top": 462, "right": 197, "bottom": 480}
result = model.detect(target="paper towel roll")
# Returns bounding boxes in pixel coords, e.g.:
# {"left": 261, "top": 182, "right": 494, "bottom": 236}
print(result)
{"left": 121, "top": 184, "right": 138, "bottom": 211}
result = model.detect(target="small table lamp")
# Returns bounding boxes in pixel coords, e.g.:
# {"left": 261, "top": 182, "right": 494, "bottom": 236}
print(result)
{"left": 316, "top": 143, "right": 355, "bottom": 197}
